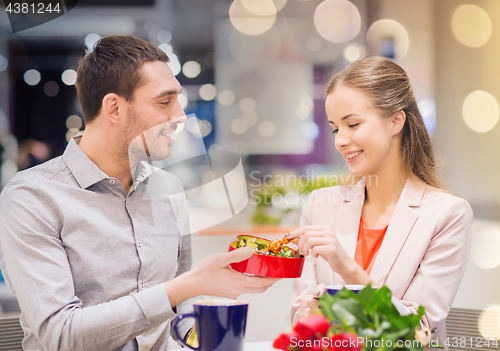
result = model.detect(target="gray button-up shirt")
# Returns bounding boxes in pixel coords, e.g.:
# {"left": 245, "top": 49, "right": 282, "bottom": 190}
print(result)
{"left": 0, "top": 136, "right": 194, "bottom": 351}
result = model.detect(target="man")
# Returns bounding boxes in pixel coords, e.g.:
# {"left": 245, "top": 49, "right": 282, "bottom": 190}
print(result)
{"left": 0, "top": 36, "right": 276, "bottom": 351}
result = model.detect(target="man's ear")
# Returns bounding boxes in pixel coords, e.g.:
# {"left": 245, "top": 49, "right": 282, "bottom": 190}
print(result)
{"left": 391, "top": 110, "right": 406, "bottom": 136}
{"left": 101, "top": 93, "right": 123, "bottom": 125}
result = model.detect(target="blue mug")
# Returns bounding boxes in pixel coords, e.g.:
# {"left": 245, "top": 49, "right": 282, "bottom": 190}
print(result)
{"left": 326, "top": 284, "right": 366, "bottom": 296}
{"left": 173, "top": 300, "right": 248, "bottom": 351}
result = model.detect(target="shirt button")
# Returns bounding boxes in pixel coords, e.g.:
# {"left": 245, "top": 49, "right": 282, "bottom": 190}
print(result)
{"left": 140, "top": 283, "right": 145, "bottom": 290}
{"left": 137, "top": 240, "right": 142, "bottom": 248}
{"left": 109, "top": 179, "right": 115, "bottom": 184}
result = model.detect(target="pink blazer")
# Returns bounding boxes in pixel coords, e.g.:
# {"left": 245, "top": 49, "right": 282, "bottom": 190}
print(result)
{"left": 291, "top": 177, "right": 473, "bottom": 344}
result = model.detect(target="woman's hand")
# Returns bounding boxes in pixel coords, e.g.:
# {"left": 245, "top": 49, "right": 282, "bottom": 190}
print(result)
{"left": 296, "top": 284, "right": 326, "bottom": 322}
{"left": 288, "top": 225, "right": 370, "bottom": 284}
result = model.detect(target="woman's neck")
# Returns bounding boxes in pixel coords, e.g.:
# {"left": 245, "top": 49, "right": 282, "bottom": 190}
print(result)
{"left": 364, "top": 156, "right": 408, "bottom": 212}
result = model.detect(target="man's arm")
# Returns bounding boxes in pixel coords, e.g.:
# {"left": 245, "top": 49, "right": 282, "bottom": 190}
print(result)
{"left": 0, "top": 181, "right": 180, "bottom": 351}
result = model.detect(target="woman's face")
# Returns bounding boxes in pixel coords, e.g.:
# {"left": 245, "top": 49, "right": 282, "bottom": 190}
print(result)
{"left": 325, "top": 85, "right": 400, "bottom": 176}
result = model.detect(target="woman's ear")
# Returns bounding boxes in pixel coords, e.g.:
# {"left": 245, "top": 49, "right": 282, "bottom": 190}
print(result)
{"left": 101, "top": 93, "right": 122, "bottom": 125}
{"left": 391, "top": 110, "right": 406, "bottom": 136}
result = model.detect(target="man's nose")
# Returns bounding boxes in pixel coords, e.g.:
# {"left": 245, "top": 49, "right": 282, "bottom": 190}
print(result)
{"left": 171, "top": 100, "right": 187, "bottom": 124}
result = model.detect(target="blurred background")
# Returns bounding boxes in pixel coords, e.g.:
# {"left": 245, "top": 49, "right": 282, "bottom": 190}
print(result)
{"left": 0, "top": 0, "right": 500, "bottom": 349}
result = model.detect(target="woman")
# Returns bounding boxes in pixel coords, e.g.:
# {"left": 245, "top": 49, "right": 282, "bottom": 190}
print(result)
{"left": 288, "top": 56, "right": 472, "bottom": 344}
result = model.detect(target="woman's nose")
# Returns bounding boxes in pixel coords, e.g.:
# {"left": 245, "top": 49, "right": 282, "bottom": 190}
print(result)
{"left": 334, "top": 130, "right": 350, "bottom": 150}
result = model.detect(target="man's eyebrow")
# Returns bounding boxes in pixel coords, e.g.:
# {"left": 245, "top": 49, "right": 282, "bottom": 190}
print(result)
{"left": 154, "top": 88, "right": 182, "bottom": 99}
{"left": 328, "top": 113, "right": 359, "bottom": 124}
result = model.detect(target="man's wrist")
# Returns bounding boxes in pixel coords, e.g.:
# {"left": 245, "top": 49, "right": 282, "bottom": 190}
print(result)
{"left": 164, "top": 270, "right": 199, "bottom": 308}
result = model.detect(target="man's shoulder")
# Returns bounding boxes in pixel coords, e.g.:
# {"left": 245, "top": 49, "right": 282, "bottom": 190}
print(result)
{"left": 3, "top": 156, "right": 68, "bottom": 190}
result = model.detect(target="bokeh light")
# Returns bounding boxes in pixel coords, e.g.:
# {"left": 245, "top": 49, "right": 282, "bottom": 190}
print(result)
{"left": 241, "top": 0, "right": 276, "bottom": 16}
{"left": 159, "top": 43, "right": 173, "bottom": 55}
{"left": 296, "top": 104, "right": 310, "bottom": 119}
{"left": 44, "top": 81, "right": 59, "bottom": 97}
{"left": 186, "top": 116, "right": 201, "bottom": 133}
{"left": 343, "top": 43, "right": 366, "bottom": 62}
{"left": 239, "top": 97, "right": 257, "bottom": 113}
{"left": 85, "top": 33, "right": 101, "bottom": 52}
{"left": 471, "top": 228, "right": 500, "bottom": 269}
{"left": 418, "top": 99, "right": 436, "bottom": 135}
{"left": 366, "top": 19, "right": 409, "bottom": 58}
{"left": 66, "top": 115, "right": 83, "bottom": 130}
{"left": 301, "top": 121, "right": 320, "bottom": 140}
{"left": 272, "top": 0, "right": 287, "bottom": 12}
{"left": 231, "top": 118, "right": 248, "bottom": 134}
{"left": 1, "top": 159, "right": 18, "bottom": 187}
{"left": 167, "top": 53, "right": 181, "bottom": 76}
{"left": 66, "top": 129, "right": 82, "bottom": 142}
{"left": 61, "top": 69, "right": 77, "bottom": 86}
{"left": 178, "top": 92, "right": 188, "bottom": 110}
{"left": 199, "top": 120, "right": 213, "bottom": 138}
{"left": 314, "top": 0, "right": 361, "bottom": 43}
{"left": 24, "top": 69, "right": 41, "bottom": 86}
{"left": 478, "top": 305, "right": 500, "bottom": 339}
{"left": 218, "top": 90, "right": 236, "bottom": 106}
{"left": 229, "top": 0, "right": 276, "bottom": 36}
{"left": 0, "top": 54, "right": 8, "bottom": 72}
{"left": 157, "top": 29, "right": 172, "bottom": 44}
{"left": 258, "top": 121, "right": 277, "bottom": 137}
{"left": 208, "top": 143, "right": 224, "bottom": 159}
{"left": 182, "top": 61, "right": 201, "bottom": 78}
{"left": 242, "top": 112, "right": 258, "bottom": 126}
{"left": 462, "top": 90, "right": 499, "bottom": 133}
{"left": 199, "top": 84, "right": 217, "bottom": 101}
{"left": 452, "top": 4, "right": 492, "bottom": 48}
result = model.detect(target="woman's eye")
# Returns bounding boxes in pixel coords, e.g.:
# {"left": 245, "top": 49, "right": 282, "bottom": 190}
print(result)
{"left": 349, "top": 123, "right": 359, "bottom": 128}
{"left": 332, "top": 129, "right": 339, "bottom": 134}
{"left": 161, "top": 101, "right": 170, "bottom": 105}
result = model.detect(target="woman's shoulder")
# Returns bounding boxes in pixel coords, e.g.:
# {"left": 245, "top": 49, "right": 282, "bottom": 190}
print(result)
{"left": 420, "top": 187, "right": 473, "bottom": 218}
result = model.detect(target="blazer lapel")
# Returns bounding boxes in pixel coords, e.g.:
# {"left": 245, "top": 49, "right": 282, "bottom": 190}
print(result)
{"left": 369, "top": 181, "right": 424, "bottom": 287}
{"left": 333, "top": 178, "right": 365, "bottom": 284}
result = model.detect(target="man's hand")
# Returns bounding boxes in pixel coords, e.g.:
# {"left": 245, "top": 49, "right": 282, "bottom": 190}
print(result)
{"left": 192, "top": 247, "right": 280, "bottom": 298}
{"left": 165, "top": 247, "right": 280, "bottom": 307}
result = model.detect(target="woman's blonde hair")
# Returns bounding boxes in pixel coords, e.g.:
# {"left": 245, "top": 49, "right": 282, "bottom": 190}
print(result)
{"left": 326, "top": 56, "right": 446, "bottom": 190}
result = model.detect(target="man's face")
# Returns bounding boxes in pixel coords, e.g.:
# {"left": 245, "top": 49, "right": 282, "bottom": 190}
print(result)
{"left": 125, "top": 60, "right": 186, "bottom": 164}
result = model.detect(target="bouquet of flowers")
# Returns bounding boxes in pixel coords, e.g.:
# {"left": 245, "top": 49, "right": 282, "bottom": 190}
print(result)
{"left": 274, "top": 285, "right": 430, "bottom": 351}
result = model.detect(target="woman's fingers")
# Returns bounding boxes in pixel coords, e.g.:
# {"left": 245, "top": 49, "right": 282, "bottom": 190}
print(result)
{"left": 297, "top": 229, "right": 333, "bottom": 254}
{"left": 300, "top": 236, "right": 335, "bottom": 256}
{"left": 314, "top": 284, "right": 327, "bottom": 297}
{"left": 287, "top": 225, "right": 332, "bottom": 239}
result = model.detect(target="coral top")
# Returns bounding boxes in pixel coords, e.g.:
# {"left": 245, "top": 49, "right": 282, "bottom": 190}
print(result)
{"left": 354, "top": 216, "right": 388, "bottom": 275}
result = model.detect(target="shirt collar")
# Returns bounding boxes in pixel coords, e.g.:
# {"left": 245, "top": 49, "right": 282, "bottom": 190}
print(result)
{"left": 62, "top": 136, "right": 108, "bottom": 189}
{"left": 131, "top": 161, "right": 161, "bottom": 190}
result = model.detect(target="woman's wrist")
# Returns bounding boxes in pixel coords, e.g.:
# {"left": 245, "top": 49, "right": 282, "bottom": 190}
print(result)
{"left": 339, "top": 260, "right": 371, "bottom": 285}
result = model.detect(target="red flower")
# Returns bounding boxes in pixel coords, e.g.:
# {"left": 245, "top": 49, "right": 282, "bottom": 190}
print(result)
{"left": 294, "top": 315, "right": 330, "bottom": 339}
{"left": 273, "top": 332, "right": 298, "bottom": 350}
{"left": 327, "top": 332, "right": 362, "bottom": 351}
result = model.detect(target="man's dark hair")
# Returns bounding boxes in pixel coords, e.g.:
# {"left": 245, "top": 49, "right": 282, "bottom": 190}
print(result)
{"left": 75, "top": 35, "right": 169, "bottom": 124}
